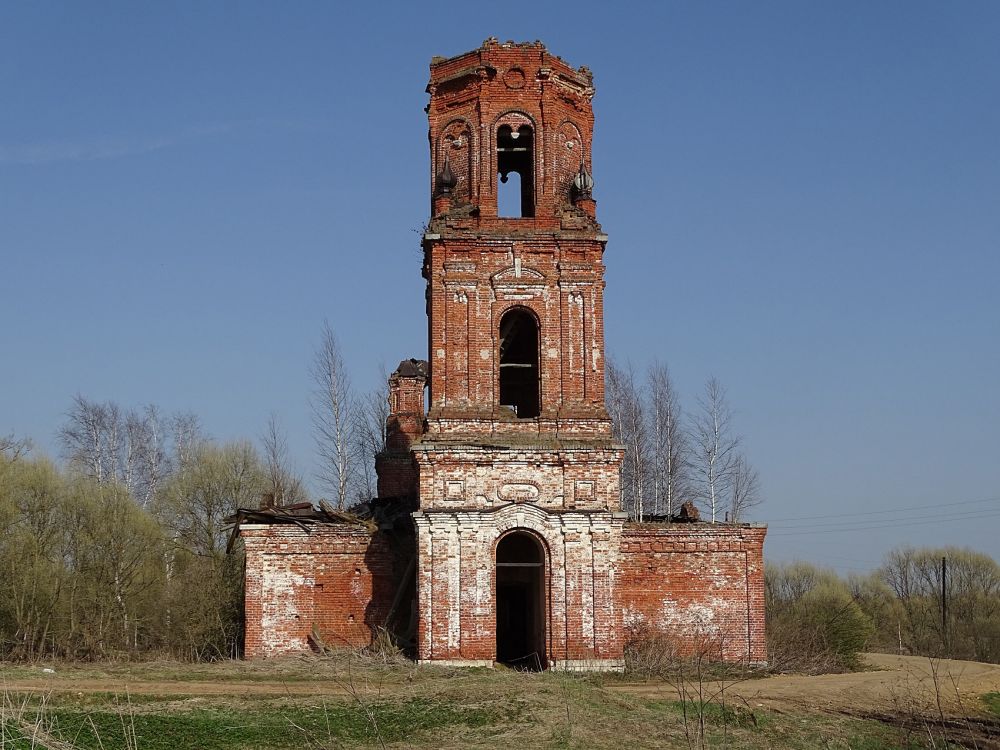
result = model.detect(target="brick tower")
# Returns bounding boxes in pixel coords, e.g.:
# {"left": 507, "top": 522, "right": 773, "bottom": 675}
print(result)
{"left": 409, "top": 38, "right": 625, "bottom": 670}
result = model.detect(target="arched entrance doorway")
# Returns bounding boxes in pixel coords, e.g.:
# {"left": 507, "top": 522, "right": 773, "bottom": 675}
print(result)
{"left": 495, "top": 531, "right": 546, "bottom": 670}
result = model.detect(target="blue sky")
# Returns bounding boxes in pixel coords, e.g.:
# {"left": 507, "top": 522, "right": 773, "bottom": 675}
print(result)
{"left": 2, "top": 1, "right": 998, "bottom": 572}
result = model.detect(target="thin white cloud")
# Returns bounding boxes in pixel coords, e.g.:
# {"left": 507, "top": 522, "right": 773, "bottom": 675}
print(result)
{"left": 0, "top": 123, "right": 234, "bottom": 165}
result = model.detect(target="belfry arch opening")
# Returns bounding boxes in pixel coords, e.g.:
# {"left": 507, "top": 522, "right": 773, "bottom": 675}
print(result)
{"left": 495, "top": 531, "right": 546, "bottom": 670}
{"left": 498, "top": 308, "right": 540, "bottom": 418}
{"left": 497, "top": 124, "right": 534, "bottom": 217}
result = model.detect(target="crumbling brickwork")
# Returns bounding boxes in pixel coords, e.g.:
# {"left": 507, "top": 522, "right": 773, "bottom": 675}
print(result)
{"left": 238, "top": 39, "right": 766, "bottom": 669}
{"left": 241, "top": 525, "right": 400, "bottom": 658}
{"left": 618, "top": 525, "right": 767, "bottom": 663}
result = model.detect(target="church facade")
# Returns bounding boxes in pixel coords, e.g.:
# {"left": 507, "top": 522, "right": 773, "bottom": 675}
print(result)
{"left": 237, "top": 40, "right": 766, "bottom": 670}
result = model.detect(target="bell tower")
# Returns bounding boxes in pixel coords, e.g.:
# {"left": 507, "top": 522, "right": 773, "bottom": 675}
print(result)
{"left": 410, "top": 39, "right": 626, "bottom": 671}
{"left": 423, "top": 37, "right": 609, "bottom": 435}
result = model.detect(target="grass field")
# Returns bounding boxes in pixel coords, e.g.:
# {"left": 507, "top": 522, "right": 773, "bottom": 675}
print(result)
{"left": 2, "top": 654, "right": 998, "bottom": 749}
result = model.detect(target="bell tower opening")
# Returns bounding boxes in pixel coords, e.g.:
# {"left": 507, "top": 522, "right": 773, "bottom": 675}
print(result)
{"left": 495, "top": 531, "right": 546, "bottom": 670}
{"left": 497, "top": 124, "right": 534, "bottom": 217}
{"left": 498, "top": 308, "right": 539, "bottom": 418}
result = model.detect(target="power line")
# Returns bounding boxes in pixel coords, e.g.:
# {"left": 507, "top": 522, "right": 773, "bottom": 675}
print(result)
{"left": 769, "top": 503, "right": 1000, "bottom": 530}
{"left": 768, "top": 495, "right": 1000, "bottom": 523}
{"left": 774, "top": 551, "right": 884, "bottom": 567}
{"left": 767, "top": 508, "right": 1000, "bottom": 536}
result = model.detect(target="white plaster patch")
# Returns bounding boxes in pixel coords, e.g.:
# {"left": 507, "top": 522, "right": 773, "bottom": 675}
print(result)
{"left": 623, "top": 607, "right": 647, "bottom": 630}
{"left": 260, "top": 563, "right": 313, "bottom": 652}
{"left": 658, "top": 599, "right": 722, "bottom": 636}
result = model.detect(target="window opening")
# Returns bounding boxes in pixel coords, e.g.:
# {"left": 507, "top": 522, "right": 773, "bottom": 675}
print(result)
{"left": 497, "top": 171, "right": 522, "bottom": 218}
{"left": 497, "top": 124, "right": 534, "bottom": 217}
{"left": 498, "top": 308, "right": 540, "bottom": 418}
{"left": 496, "top": 532, "right": 546, "bottom": 670}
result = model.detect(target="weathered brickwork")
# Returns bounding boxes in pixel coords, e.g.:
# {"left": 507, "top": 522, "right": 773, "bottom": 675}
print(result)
{"left": 242, "top": 525, "right": 399, "bottom": 658}
{"left": 238, "top": 39, "right": 766, "bottom": 668}
{"left": 424, "top": 40, "right": 610, "bottom": 435}
{"left": 619, "top": 525, "right": 768, "bottom": 663}
{"left": 375, "top": 360, "right": 427, "bottom": 500}
{"left": 414, "top": 504, "right": 625, "bottom": 669}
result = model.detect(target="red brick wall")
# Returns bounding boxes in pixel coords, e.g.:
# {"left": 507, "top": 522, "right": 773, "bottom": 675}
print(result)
{"left": 241, "top": 525, "right": 404, "bottom": 658}
{"left": 377, "top": 367, "right": 427, "bottom": 500}
{"left": 618, "top": 525, "right": 767, "bottom": 663}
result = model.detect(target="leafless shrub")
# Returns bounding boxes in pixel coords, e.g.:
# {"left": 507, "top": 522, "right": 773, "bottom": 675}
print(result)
{"left": 624, "top": 626, "right": 762, "bottom": 749}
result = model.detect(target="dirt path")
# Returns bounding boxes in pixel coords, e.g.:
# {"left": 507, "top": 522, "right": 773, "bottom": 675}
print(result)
{"left": 611, "top": 654, "right": 1000, "bottom": 717}
{"left": 2, "top": 654, "right": 999, "bottom": 717}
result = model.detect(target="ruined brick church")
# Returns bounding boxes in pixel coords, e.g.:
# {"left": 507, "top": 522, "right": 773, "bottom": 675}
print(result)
{"left": 235, "top": 40, "right": 766, "bottom": 670}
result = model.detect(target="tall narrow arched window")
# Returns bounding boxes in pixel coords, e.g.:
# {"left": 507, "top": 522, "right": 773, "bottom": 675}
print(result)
{"left": 498, "top": 308, "right": 539, "bottom": 417}
{"left": 497, "top": 124, "right": 534, "bottom": 217}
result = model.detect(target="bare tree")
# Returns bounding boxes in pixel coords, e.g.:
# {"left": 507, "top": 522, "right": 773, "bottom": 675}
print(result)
{"left": 59, "top": 396, "right": 167, "bottom": 507}
{"left": 607, "top": 358, "right": 649, "bottom": 520}
{"left": 0, "top": 433, "right": 30, "bottom": 463}
{"left": 727, "top": 453, "right": 760, "bottom": 522}
{"left": 647, "top": 361, "right": 686, "bottom": 518}
{"left": 260, "top": 412, "right": 306, "bottom": 506}
{"left": 124, "top": 404, "right": 168, "bottom": 507}
{"left": 59, "top": 395, "right": 110, "bottom": 482}
{"left": 351, "top": 366, "right": 390, "bottom": 506}
{"left": 690, "top": 377, "right": 740, "bottom": 523}
{"left": 310, "top": 321, "right": 355, "bottom": 508}
{"left": 171, "top": 411, "right": 202, "bottom": 473}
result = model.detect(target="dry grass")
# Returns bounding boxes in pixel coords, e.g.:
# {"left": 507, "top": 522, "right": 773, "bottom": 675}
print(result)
{"left": 3, "top": 650, "right": 999, "bottom": 748}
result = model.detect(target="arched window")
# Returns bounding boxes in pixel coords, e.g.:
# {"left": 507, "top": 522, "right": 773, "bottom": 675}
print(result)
{"left": 498, "top": 308, "right": 539, "bottom": 418}
{"left": 497, "top": 124, "right": 534, "bottom": 217}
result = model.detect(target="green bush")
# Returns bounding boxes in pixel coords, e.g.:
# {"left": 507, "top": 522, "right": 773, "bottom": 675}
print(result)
{"left": 766, "top": 562, "right": 875, "bottom": 672}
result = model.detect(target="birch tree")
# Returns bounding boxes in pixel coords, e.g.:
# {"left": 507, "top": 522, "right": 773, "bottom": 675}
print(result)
{"left": 727, "top": 453, "right": 761, "bottom": 522}
{"left": 607, "top": 358, "right": 649, "bottom": 520}
{"left": 690, "top": 377, "right": 739, "bottom": 523}
{"left": 310, "top": 321, "right": 355, "bottom": 508}
{"left": 170, "top": 411, "right": 202, "bottom": 473}
{"left": 647, "top": 361, "right": 686, "bottom": 518}
{"left": 59, "top": 396, "right": 168, "bottom": 507}
{"left": 124, "top": 405, "right": 168, "bottom": 507}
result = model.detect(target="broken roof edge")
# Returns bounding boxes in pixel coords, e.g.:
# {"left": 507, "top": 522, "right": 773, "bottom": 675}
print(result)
{"left": 392, "top": 358, "right": 429, "bottom": 379}
{"left": 428, "top": 37, "right": 593, "bottom": 89}
{"left": 626, "top": 520, "right": 767, "bottom": 527}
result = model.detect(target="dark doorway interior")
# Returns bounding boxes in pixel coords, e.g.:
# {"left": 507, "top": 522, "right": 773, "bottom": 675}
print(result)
{"left": 498, "top": 308, "right": 540, "bottom": 418}
{"left": 495, "top": 532, "right": 546, "bottom": 670}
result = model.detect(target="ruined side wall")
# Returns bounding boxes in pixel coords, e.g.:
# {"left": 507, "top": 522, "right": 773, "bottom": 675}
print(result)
{"left": 241, "top": 525, "right": 400, "bottom": 658}
{"left": 618, "top": 525, "right": 767, "bottom": 663}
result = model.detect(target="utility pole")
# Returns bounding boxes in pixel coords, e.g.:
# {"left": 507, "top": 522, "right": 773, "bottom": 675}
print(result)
{"left": 941, "top": 556, "right": 948, "bottom": 655}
